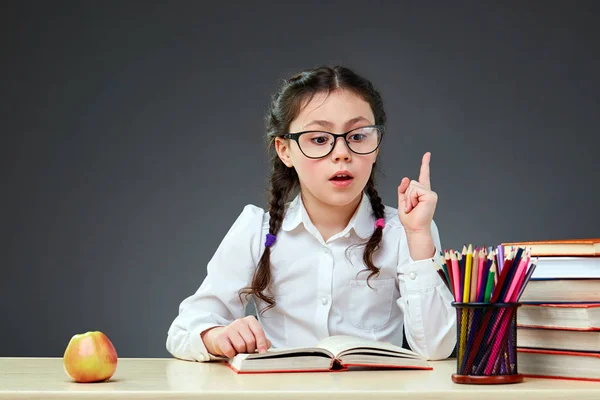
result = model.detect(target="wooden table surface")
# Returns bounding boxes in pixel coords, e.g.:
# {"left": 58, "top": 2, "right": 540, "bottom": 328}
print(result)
{"left": 0, "top": 357, "right": 598, "bottom": 399}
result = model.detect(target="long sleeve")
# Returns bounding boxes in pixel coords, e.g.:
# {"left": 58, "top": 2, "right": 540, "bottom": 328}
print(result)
{"left": 166, "top": 205, "right": 265, "bottom": 362}
{"left": 395, "top": 220, "right": 457, "bottom": 360}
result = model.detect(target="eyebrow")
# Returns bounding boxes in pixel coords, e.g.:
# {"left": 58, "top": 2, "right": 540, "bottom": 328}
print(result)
{"left": 303, "top": 116, "right": 373, "bottom": 130}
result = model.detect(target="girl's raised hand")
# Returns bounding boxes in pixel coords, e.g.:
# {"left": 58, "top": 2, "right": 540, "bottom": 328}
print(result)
{"left": 397, "top": 152, "right": 438, "bottom": 233}
{"left": 201, "top": 316, "right": 271, "bottom": 358}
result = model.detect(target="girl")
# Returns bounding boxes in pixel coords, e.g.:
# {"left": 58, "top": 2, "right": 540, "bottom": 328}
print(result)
{"left": 166, "top": 65, "right": 456, "bottom": 362}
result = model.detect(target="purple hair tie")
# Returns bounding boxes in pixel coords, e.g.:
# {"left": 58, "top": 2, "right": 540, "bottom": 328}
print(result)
{"left": 375, "top": 218, "right": 385, "bottom": 229}
{"left": 265, "top": 233, "right": 277, "bottom": 248}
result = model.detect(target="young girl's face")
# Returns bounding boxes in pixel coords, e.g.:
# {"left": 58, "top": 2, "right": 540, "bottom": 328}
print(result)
{"left": 276, "top": 89, "right": 378, "bottom": 207}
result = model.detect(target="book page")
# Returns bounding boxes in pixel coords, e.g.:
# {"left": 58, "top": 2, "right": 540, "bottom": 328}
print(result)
{"left": 228, "top": 352, "right": 335, "bottom": 372}
{"left": 316, "top": 335, "right": 422, "bottom": 359}
{"left": 234, "top": 346, "right": 334, "bottom": 360}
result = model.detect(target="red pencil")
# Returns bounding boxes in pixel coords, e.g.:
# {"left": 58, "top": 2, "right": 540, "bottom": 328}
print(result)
{"left": 450, "top": 251, "right": 460, "bottom": 302}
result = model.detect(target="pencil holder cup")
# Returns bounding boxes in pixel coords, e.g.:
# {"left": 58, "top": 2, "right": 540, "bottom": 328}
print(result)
{"left": 451, "top": 302, "right": 523, "bottom": 384}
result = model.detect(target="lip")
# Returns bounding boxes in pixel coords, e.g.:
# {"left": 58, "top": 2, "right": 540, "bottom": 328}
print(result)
{"left": 329, "top": 170, "right": 354, "bottom": 180}
{"left": 329, "top": 170, "right": 354, "bottom": 188}
{"left": 329, "top": 178, "right": 353, "bottom": 188}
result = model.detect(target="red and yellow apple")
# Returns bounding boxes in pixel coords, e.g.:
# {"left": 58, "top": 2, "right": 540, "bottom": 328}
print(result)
{"left": 63, "top": 331, "right": 118, "bottom": 383}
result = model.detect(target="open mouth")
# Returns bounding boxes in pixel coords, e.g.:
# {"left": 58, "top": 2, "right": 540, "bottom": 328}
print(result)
{"left": 329, "top": 171, "right": 354, "bottom": 187}
{"left": 330, "top": 174, "right": 353, "bottom": 182}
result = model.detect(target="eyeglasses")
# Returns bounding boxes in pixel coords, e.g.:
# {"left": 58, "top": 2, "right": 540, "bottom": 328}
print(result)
{"left": 282, "top": 125, "right": 384, "bottom": 159}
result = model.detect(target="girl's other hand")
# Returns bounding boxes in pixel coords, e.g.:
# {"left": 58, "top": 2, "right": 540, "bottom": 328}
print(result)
{"left": 397, "top": 152, "right": 438, "bottom": 233}
{"left": 201, "top": 316, "right": 272, "bottom": 358}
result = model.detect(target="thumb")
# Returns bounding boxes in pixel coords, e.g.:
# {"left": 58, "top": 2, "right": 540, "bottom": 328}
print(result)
{"left": 397, "top": 177, "right": 410, "bottom": 210}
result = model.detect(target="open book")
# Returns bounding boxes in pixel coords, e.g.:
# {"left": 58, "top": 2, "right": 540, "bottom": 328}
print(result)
{"left": 226, "top": 335, "right": 431, "bottom": 373}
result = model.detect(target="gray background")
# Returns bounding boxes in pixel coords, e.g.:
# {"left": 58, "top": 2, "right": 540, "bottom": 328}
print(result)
{"left": 1, "top": 1, "right": 598, "bottom": 358}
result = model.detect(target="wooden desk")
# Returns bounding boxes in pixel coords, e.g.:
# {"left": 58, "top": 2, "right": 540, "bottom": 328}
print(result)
{"left": 0, "top": 357, "right": 598, "bottom": 399}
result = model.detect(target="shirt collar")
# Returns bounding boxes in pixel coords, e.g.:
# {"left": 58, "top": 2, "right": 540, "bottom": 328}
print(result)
{"left": 281, "top": 192, "right": 375, "bottom": 239}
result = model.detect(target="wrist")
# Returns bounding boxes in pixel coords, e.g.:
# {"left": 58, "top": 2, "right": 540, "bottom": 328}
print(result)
{"left": 404, "top": 227, "right": 430, "bottom": 236}
{"left": 405, "top": 229, "right": 436, "bottom": 261}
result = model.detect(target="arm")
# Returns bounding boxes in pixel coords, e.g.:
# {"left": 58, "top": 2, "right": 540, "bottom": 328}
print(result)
{"left": 166, "top": 205, "right": 265, "bottom": 362}
{"left": 394, "top": 152, "right": 456, "bottom": 360}
{"left": 395, "top": 220, "right": 456, "bottom": 360}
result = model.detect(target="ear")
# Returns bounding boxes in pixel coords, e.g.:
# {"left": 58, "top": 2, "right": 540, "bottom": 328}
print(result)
{"left": 275, "top": 137, "right": 294, "bottom": 168}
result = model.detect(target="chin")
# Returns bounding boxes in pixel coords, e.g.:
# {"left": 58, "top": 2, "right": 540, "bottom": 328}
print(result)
{"left": 323, "top": 188, "right": 364, "bottom": 207}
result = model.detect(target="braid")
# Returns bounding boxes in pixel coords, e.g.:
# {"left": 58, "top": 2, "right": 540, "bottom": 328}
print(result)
{"left": 362, "top": 174, "right": 386, "bottom": 285}
{"left": 239, "top": 159, "right": 297, "bottom": 315}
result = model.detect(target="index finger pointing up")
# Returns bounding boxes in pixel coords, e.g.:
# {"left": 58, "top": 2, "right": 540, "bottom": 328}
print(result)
{"left": 419, "top": 152, "right": 431, "bottom": 189}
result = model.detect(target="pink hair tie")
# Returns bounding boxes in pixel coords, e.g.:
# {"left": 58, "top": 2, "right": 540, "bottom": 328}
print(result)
{"left": 375, "top": 218, "right": 385, "bottom": 229}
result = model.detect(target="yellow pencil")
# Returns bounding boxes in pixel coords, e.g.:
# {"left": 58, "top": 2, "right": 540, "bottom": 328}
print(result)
{"left": 462, "top": 244, "right": 473, "bottom": 303}
{"left": 458, "top": 245, "right": 471, "bottom": 367}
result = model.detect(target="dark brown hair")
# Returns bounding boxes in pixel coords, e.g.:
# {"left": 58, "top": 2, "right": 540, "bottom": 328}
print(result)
{"left": 239, "top": 65, "right": 387, "bottom": 314}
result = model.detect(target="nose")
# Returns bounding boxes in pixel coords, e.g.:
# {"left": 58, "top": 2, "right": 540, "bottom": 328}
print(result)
{"left": 330, "top": 137, "right": 352, "bottom": 161}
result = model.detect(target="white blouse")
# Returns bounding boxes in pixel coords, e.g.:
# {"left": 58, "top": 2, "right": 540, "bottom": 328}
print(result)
{"left": 166, "top": 192, "right": 457, "bottom": 361}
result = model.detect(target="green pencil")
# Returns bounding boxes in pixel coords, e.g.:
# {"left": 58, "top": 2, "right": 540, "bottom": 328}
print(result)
{"left": 483, "top": 262, "right": 496, "bottom": 303}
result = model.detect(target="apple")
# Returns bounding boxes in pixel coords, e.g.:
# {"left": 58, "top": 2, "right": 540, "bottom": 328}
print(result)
{"left": 63, "top": 331, "right": 118, "bottom": 383}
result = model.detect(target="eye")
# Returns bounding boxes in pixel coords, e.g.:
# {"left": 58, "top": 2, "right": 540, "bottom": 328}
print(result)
{"left": 348, "top": 133, "right": 366, "bottom": 142}
{"left": 308, "top": 134, "right": 331, "bottom": 145}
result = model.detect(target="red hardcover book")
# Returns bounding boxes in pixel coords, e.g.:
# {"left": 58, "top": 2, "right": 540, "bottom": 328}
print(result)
{"left": 517, "top": 326, "right": 600, "bottom": 352}
{"left": 501, "top": 238, "right": 600, "bottom": 257}
{"left": 518, "top": 278, "right": 600, "bottom": 303}
{"left": 517, "top": 348, "right": 600, "bottom": 382}
{"left": 517, "top": 303, "right": 600, "bottom": 330}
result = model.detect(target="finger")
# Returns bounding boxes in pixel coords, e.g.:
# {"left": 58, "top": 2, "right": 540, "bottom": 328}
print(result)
{"left": 216, "top": 336, "right": 236, "bottom": 358}
{"left": 246, "top": 316, "right": 269, "bottom": 353}
{"left": 408, "top": 179, "right": 429, "bottom": 191}
{"left": 398, "top": 177, "right": 410, "bottom": 194}
{"left": 398, "top": 177, "right": 410, "bottom": 211}
{"left": 404, "top": 186, "right": 413, "bottom": 213}
{"left": 418, "top": 152, "right": 431, "bottom": 190}
{"left": 228, "top": 331, "right": 248, "bottom": 354}
{"left": 410, "top": 185, "right": 419, "bottom": 209}
{"left": 238, "top": 326, "right": 256, "bottom": 354}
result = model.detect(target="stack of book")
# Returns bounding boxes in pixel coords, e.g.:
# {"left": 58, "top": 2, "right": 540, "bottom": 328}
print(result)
{"left": 501, "top": 238, "right": 600, "bottom": 382}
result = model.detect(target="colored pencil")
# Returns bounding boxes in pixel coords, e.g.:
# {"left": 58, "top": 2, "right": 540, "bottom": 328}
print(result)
{"left": 470, "top": 247, "right": 479, "bottom": 302}
{"left": 497, "top": 244, "right": 505, "bottom": 273}
{"left": 450, "top": 251, "right": 460, "bottom": 302}
{"left": 483, "top": 262, "right": 496, "bottom": 302}
{"left": 516, "top": 259, "right": 538, "bottom": 301}
{"left": 445, "top": 251, "right": 455, "bottom": 298}
{"left": 435, "top": 262, "right": 452, "bottom": 292}
{"left": 462, "top": 244, "right": 473, "bottom": 303}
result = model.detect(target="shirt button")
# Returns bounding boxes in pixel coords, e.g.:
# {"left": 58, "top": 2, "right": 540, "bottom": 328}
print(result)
{"left": 321, "top": 296, "right": 328, "bottom": 305}
{"left": 324, "top": 248, "right": 329, "bottom": 253}
{"left": 409, "top": 272, "right": 417, "bottom": 280}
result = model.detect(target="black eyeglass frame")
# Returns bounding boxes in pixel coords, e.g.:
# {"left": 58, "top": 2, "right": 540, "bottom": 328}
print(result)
{"left": 281, "top": 125, "right": 385, "bottom": 159}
